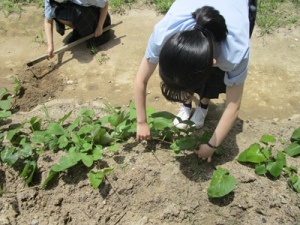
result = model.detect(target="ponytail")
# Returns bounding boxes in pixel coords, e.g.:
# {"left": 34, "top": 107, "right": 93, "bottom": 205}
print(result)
{"left": 159, "top": 6, "right": 228, "bottom": 103}
{"left": 192, "top": 6, "right": 227, "bottom": 42}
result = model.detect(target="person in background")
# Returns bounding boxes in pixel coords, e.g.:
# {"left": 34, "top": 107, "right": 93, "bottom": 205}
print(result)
{"left": 44, "top": 0, "right": 111, "bottom": 58}
{"left": 134, "top": 0, "right": 257, "bottom": 162}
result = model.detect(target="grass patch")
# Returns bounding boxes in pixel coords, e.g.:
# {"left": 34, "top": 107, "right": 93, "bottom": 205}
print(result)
{"left": 109, "top": 0, "right": 136, "bottom": 14}
{"left": 256, "top": 0, "right": 300, "bottom": 35}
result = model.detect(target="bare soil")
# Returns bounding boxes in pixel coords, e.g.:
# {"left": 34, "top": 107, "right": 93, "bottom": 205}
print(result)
{"left": 0, "top": 3, "right": 300, "bottom": 225}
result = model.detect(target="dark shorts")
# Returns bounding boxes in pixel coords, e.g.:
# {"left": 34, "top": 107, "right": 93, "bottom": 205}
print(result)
{"left": 54, "top": 3, "right": 111, "bottom": 37}
{"left": 195, "top": 0, "right": 257, "bottom": 99}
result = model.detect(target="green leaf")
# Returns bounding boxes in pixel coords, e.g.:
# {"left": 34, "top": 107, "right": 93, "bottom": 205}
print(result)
{"left": 57, "top": 111, "right": 72, "bottom": 124}
{"left": 108, "top": 143, "right": 119, "bottom": 151}
{"left": 0, "top": 95, "right": 12, "bottom": 110}
{"left": 80, "top": 153, "right": 93, "bottom": 167}
{"left": 151, "top": 111, "right": 175, "bottom": 120}
{"left": 82, "top": 143, "right": 93, "bottom": 152}
{"left": 6, "top": 123, "right": 26, "bottom": 141}
{"left": 175, "top": 136, "right": 196, "bottom": 150}
{"left": 41, "top": 170, "right": 58, "bottom": 189}
{"left": 89, "top": 171, "right": 104, "bottom": 189}
{"left": 29, "top": 116, "right": 42, "bottom": 131}
{"left": 236, "top": 143, "right": 266, "bottom": 163}
{"left": 170, "top": 141, "right": 180, "bottom": 154}
{"left": 80, "top": 108, "right": 94, "bottom": 117}
{"left": 19, "top": 142, "right": 33, "bottom": 158}
{"left": 91, "top": 124, "right": 101, "bottom": 138}
{"left": 152, "top": 117, "right": 172, "bottom": 130}
{"left": 0, "top": 87, "right": 8, "bottom": 99}
{"left": 267, "top": 156, "right": 283, "bottom": 178}
{"left": 260, "top": 134, "right": 276, "bottom": 144}
{"left": 207, "top": 167, "right": 236, "bottom": 198}
{"left": 0, "top": 111, "right": 12, "bottom": 119}
{"left": 290, "top": 166, "right": 298, "bottom": 173}
{"left": 77, "top": 125, "right": 93, "bottom": 135}
{"left": 48, "top": 137, "right": 59, "bottom": 150}
{"left": 275, "top": 151, "right": 286, "bottom": 166}
{"left": 283, "top": 142, "right": 300, "bottom": 157}
{"left": 1, "top": 146, "right": 19, "bottom": 166}
{"left": 19, "top": 161, "right": 31, "bottom": 178}
{"left": 30, "top": 131, "right": 50, "bottom": 143}
{"left": 108, "top": 110, "right": 130, "bottom": 127}
{"left": 99, "top": 115, "right": 109, "bottom": 125}
{"left": 67, "top": 116, "right": 81, "bottom": 133}
{"left": 261, "top": 148, "right": 270, "bottom": 159}
{"left": 146, "top": 106, "right": 156, "bottom": 116}
{"left": 103, "top": 168, "right": 114, "bottom": 174}
{"left": 20, "top": 160, "right": 37, "bottom": 187}
{"left": 36, "top": 148, "right": 44, "bottom": 155}
{"left": 266, "top": 151, "right": 286, "bottom": 179}
{"left": 58, "top": 135, "right": 69, "bottom": 149}
{"left": 92, "top": 145, "right": 102, "bottom": 161}
{"left": 98, "top": 132, "right": 114, "bottom": 145}
{"left": 289, "top": 175, "right": 300, "bottom": 192}
{"left": 255, "top": 164, "right": 267, "bottom": 175}
{"left": 291, "top": 127, "right": 300, "bottom": 142}
{"left": 51, "top": 148, "right": 81, "bottom": 172}
{"left": 47, "top": 123, "right": 65, "bottom": 135}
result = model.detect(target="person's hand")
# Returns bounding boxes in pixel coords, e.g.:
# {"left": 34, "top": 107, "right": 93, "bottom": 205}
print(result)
{"left": 46, "top": 45, "right": 55, "bottom": 59}
{"left": 136, "top": 122, "right": 151, "bottom": 142}
{"left": 194, "top": 144, "right": 215, "bottom": 162}
{"left": 94, "top": 26, "right": 103, "bottom": 37}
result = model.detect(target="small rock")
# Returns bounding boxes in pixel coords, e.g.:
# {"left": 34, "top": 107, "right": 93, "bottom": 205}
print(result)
{"left": 66, "top": 80, "right": 73, "bottom": 85}
{"left": 129, "top": 157, "right": 136, "bottom": 164}
{"left": 54, "top": 197, "right": 63, "bottom": 206}
{"left": 31, "top": 219, "right": 39, "bottom": 225}
{"left": 280, "top": 196, "right": 287, "bottom": 204}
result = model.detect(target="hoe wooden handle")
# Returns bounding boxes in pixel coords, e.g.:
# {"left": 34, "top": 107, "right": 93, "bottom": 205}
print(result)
{"left": 27, "top": 21, "right": 123, "bottom": 67}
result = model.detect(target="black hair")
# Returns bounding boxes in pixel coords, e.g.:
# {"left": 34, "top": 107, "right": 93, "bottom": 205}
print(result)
{"left": 159, "top": 6, "right": 228, "bottom": 103}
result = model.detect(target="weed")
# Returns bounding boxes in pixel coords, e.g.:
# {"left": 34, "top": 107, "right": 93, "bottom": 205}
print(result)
{"left": 41, "top": 103, "right": 51, "bottom": 122}
{"left": 119, "top": 162, "right": 128, "bottom": 172}
{"left": 89, "top": 44, "right": 98, "bottom": 55}
{"left": 150, "top": 0, "right": 174, "bottom": 13}
{"left": 9, "top": 76, "right": 21, "bottom": 96}
{"left": 98, "top": 52, "right": 109, "bottom": 65}
{"left": 109, "top": 0, "right": 135, "bottom": 14}
{"left": 33, "top": 29, "right": 45, "bottom": 45}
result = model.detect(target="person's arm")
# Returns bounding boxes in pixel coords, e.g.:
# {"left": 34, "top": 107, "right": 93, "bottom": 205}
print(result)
{"left": 194, "top": 83, "right": 244, "bottom": 162}
{"left": 94, "top": 1, "right": 108, "bottom": 37}
{"left": 134, "top": 56, "right": 157, "bottom": 141}
{"left": 44, "top": 18, "right": 55, "bottom": 58}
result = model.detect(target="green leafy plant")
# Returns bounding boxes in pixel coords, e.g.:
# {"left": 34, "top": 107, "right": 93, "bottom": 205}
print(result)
{"left": 89, "top": 168, "right": 114, "bottom": 189}
{"left": 9, "top": 76, "right": 21, "bottom": 96}
{"left": 0, "top": 88, "right": 12, "bottom": 120}
{"left": 89, "top": 44, "right": 98, "bottom": 55}
{"left": 207, "top": 167, "right": 237, "bottom": 198}
{"left": 150, "top": 0, "right": 174, "bottom": 13}
{"left": 237, "top": 130, "right": 300, "bottom": 192}
{"left": 98, "top": 52, "right": 109, "bottom": 65}
{"left": 283, "top": 127, "right": 300, "bottom": 157}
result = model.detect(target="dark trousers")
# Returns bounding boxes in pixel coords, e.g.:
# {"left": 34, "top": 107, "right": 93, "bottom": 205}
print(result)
{"left": 54, "top": 2, "right": 111, "bottom": 37}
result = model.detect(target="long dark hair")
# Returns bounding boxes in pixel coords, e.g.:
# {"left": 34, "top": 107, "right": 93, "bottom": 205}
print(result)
{"left": 159, "top": 6, "right": 228, "bottom": 103}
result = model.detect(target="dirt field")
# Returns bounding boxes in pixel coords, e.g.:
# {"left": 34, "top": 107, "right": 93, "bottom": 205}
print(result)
{"left": 0, "top": 3, "right": 300, "bottom": 225}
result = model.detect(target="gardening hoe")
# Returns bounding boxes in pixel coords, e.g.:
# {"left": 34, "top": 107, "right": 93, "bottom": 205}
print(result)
{"left": 26, "top": 21, "right": 123, "bottom": 67}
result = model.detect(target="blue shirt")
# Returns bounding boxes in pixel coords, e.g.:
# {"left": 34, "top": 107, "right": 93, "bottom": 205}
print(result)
{"left": 44, "top": 0, "right": 107, "bottom": 20}
{"left": 145, "top": 0, "right": 250, "bottom": 86}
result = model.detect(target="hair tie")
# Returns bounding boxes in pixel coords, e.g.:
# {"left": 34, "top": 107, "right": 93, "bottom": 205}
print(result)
{"left": 194, "top": 24, "right": 214, "bottom": 42}
{"left": 194, "top": 24, "right": 205, "bottom": 32}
